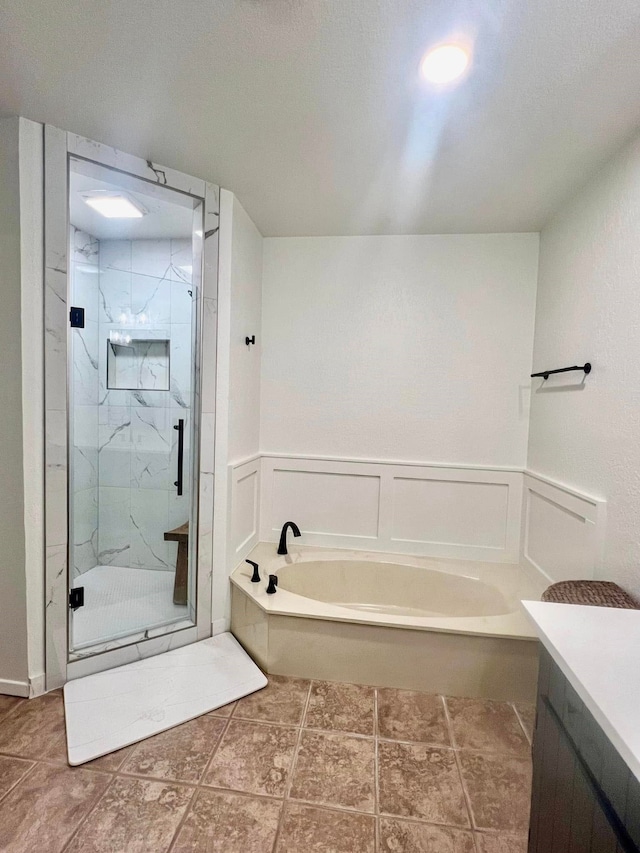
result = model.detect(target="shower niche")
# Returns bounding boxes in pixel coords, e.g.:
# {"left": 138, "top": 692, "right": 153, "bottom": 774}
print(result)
{"left": 107, "top": 337, "right": 171, "bottom": 391}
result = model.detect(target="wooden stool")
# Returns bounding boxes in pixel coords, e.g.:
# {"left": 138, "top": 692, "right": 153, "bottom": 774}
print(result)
{"left": 164, "top": 521, "right": 189, "bottom": 605}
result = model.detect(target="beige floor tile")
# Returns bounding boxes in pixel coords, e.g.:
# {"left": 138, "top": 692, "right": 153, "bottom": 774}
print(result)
{"left": 207, "top": 700, "right": 237, "bottom": 718}
{"left": 458, "top": 750, "right": 532, "bottom": 832}
{"left": 0, "top": 755, "right": 34, "bottom": 800}
{"left": 122, "top": 716, "right": 226, "bottom": 783}
{"left": 234, "top": 675, "right": 310, "bottom": 725}
{"left": 475, "top": 831, "right": 529, "bottom": 852}
{"left": 513, "top": 703, "right": 536, "bottom": 743}
{"left": 203, "top": 720, "right": 298, "bottom": 797}
{"left": 0, "top": 762, "right": 110, "bottom": 853}
{"left": 446, "top": 697, "right": 530, "bottom": 755}
{"left": 278, "top": 802, "right": 375, "bottom": 852}
{"left": 0, "top": 692, "right": 67, "bottom": 761}
{"left": 304, "top": 681, "right": 375, "bottom": 735}
{"left": 0, "top": 696, "right": 24, "bottom": 722}
{"left": 379, "top": 818, "right": 477, "bottom": 853}
{"left": 290, "top": 729, "right": 376, "bottom": 813}
{"left": 171, "top": 789, "right": 281, "bottom": 853}
{"left": 85, "top": 744, "right": 137, "bottom": 772}
{"left": 378, "top": 741, "right": 469, "bottom": 826}
{"left": 65, "top": 776, "right": 193, "bottom": 853}
{"left": 378, "top": 689, "right": 450, "bottom": 745}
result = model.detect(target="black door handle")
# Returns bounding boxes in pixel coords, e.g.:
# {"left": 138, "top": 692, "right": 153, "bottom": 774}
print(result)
{"left": 173, "top": 419, "right": 184, "bottom": 496}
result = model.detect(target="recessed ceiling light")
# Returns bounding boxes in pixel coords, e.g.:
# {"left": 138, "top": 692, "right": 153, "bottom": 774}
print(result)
{"left": 420, "top": 43, "right": 470, "bottom": 85}
{"left": 81, "top": 191, "right": 147, "bottom": 219}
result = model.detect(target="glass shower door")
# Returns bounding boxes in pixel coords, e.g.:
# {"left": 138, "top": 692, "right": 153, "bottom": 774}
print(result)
{"left": 67, "top": 156, "right": 202, "bottom": 653}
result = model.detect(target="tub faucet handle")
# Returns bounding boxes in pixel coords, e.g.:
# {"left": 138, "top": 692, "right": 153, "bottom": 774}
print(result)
{"left": 246, "top": 559, "right": 260, "bottom": 583}
{"left": 266, "top": 574, "right": 278, "bottom": 595}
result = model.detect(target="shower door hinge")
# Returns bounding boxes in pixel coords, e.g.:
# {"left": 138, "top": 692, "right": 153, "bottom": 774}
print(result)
{"left": 69, "top": 587, "right": 85, "bottom": 610}
{"left": 69, "top": 307, "right": 85, "bottom": 328}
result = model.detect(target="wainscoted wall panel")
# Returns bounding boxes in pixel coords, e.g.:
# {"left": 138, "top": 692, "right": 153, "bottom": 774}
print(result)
{"left": 259, "top": 456, "right": 523, "bottom": 562}
{"left": 522, "top": 472, "right": 606, "bottom": 583}
{"left": 232, "top": 465, "right": 260, "bottom": 554}
{"left": 271, "top": 468, "right": 381, "bottom": 539}
{"left": 391, "top": 477, "right": 509, "bottom": 549}
{"left": 228, "top": 457, "right": 261, "bottom": 569}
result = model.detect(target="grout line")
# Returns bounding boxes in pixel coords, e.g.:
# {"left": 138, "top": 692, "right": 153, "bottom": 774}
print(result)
{"left": 287, "top": 794, "right": 376, "bottom": 817}
{"left": 60, "top": 770, "right": 121, "bottom": 853}
{"left": 0, "top": 698, "right": 28, "bottom": 726}
{"left": 374, "top": 687, "right": 380, "bottom": 853}
{"left": 441, "top": 695, "right": 460, "bottom": 749}
{"left": 193, "top": 784, "right": 285, "bottom": 803}
{"left": 193, "top": 709, "right": 238, "bottom": 788}
{"left": 165, "top": 785, "right": 201, "bottom": 853}
{"left": 511, "top": 702, "right": 533, "bottom": 746}
{"left": 271, "top": 680, "right": 313, "bottom": 852}
{"left": 0, "top": 758, "right": 40, "bottom": 804}
{"left": 442, "top": 696, "right": 476, "bottom": 834}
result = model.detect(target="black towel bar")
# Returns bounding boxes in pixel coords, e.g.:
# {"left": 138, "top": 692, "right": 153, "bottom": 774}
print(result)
{"left": 531, "top": 363, "right": 591, "bottom": 380}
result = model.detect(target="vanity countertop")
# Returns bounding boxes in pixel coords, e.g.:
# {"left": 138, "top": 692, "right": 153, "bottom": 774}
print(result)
{"left": 523, "top": 600, "right": 640, "bottom": 782}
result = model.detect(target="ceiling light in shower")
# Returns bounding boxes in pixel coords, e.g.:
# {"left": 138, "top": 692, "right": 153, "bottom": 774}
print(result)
{"left": 81, "top": 191, "right": 148, "bottom": 219}
{"left": 420, "top": 43, "right": 470, "bottom": 85}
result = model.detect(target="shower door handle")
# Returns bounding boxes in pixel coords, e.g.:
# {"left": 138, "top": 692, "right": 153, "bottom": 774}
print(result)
{"left": 173, "top": 419, "right": 185, "bottom": 496}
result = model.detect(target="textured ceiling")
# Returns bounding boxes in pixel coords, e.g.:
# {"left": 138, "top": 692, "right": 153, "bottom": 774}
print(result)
{"left": 1, "top": 0, "right": 640, "bottom": 236}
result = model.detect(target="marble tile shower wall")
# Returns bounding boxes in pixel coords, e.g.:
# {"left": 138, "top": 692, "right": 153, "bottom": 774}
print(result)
{"left": 71, "top": 234, "right": 195, "bottom": 574}
{"left": 98, "top": 238, "right": 194, "bottom": 571}
{"left": 71, "top": 227, "right": 100, "bottom": 577}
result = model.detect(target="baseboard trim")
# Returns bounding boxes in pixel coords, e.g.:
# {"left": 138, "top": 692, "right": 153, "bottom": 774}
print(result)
{"left": 29, "top": 673, "right": 47, "bottom": 697}
{"left": 0, "top": 678, "right": 30, "bottom": 698}
{"left": 211, "top": 618, "right": 229, "bottom": 636}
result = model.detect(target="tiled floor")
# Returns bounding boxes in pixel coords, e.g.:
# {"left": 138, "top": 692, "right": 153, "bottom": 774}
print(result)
{"left": 0, "top": 678, "right": 534, "bottom": 852}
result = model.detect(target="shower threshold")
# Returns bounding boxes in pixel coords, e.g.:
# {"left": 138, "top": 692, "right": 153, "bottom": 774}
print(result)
{"left": 71, "top": 565, "right": 189, "bottom": 651}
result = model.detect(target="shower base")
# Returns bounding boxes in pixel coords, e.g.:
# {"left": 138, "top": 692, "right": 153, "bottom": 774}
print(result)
{"left": 72, "top": 565, "right": 188, "bottom": 650}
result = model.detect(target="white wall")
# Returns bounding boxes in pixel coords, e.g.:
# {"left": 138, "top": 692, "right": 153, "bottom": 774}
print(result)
{"left": 213, "top": 192, "right": 263, "bottom": 631}
{"left": 0, "top": 118, "right": 30, "bottom": 693}
{"left": 228, "top": 198, "right": 263, "bottom": 463}
{"left": 19, "top": 119, "right": 45, "bottom": 695}
{"left": 261, "top": 235, "right": 539, "bottom": 467}
{"left": 528, "top": 132, "right": 640, "bottom": 598}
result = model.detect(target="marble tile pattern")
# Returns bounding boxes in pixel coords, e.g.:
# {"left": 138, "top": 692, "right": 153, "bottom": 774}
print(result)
{"left": 69, "top": 230, "right": 196, "bottom": 575}
{"left": 68, "top": 233, "right": 196, "bottom": 575}
{"left": 0, "top": 676, "right": 533, "bottom": 851}
{"left": 94, "top": 237, "right": 195, "bottom": 572}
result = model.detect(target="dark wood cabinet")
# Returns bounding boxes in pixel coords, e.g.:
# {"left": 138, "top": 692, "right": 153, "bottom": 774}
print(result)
{"left": 529, "top": 647, "right": 640, "bottom": 853}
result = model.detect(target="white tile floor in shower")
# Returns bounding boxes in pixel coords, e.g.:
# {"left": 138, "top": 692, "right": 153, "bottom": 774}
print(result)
{"left": 72, "top": 565, "right": 188, "bottom": 649}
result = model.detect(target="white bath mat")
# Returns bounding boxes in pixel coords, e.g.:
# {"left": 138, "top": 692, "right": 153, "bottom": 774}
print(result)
{"left": 63, "top": 632, "right": 267, "bottom": 765}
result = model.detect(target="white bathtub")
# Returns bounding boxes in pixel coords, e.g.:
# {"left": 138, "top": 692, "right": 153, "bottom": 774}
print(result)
{"left": 230, "top": 544, "right": 545, "bottom": 701}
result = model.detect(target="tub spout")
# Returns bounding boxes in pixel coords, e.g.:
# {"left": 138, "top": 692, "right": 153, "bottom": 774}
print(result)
{"left": 277, "top": 521, "right": 301, "bottom": 555}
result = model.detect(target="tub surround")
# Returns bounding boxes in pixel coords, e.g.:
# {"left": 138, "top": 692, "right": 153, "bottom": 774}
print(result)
{"left": 231, "top": 543, "right": 544, "bottom": 701}
{"left": 524, "top": 600, "right": 640, "bottom": 782}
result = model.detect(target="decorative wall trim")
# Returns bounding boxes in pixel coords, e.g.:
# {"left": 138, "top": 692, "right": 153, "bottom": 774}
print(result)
{"left": 228, "top": 455, "right": 261, "bottom": 570}
{"left": 522, "top": 471, "right": 606, "bottom": 583}
{"left": 258, "top": 454, "right": 523, "bottom": 562}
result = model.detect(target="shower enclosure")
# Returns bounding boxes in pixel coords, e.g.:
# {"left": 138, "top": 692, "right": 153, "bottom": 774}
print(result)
{"left": 44, "top": 129, "right": 218, "bottom": 687}
{"left": 68, "top": 158, "right": 201, "bottom": 651}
